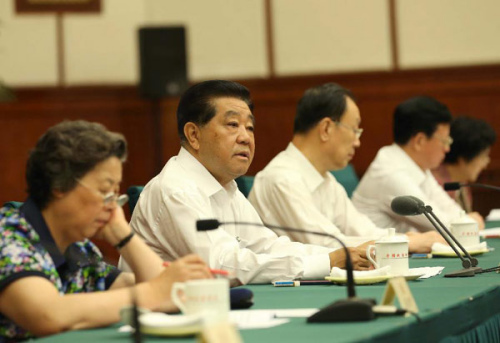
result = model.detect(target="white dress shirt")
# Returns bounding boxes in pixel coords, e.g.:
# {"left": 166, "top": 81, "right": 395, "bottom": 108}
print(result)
{"left": 352, "top": 144, "right": 465, "bottom": 233}
{"left": 122, "top": 147, "right": 332, "bottom": 284}
{"left": 248, "top": 143, "right": 388, "bottom": 248}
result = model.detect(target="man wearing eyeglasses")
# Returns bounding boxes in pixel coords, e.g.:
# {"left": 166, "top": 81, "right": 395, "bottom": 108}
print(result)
{"left": 249, "top": 84, "right": 444, "bottom": 252}
{"left": 352, "top": 96, "right": 484, "bottom": 233}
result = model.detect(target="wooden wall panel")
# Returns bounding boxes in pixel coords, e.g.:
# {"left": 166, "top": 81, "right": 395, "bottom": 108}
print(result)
{"left": 2, "top": 65, "right": 500, "bottom": 263}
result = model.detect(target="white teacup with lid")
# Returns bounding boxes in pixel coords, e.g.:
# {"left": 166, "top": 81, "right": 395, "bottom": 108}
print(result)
{"left": 450, "top": 211, "right": 479, "bottom": 248}
{"left": 366, "top": 228, "right": 409, "bottom": 276}
{"left": 171, "top": 278, "right": 230, "bottom": 324}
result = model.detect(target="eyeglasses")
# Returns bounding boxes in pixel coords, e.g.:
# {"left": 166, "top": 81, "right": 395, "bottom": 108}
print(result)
{"left": 434, "top": 135, "right": 454, "bottom": 147}
{"left": 335, "top": 121, "right": 363, "bottom": 139}
{"left": 75, "top": 179, "right": 129, "bottom": 207}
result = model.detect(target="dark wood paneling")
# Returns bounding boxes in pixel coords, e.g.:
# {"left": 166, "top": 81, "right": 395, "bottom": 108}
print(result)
{"left": 2, "top": 65, "right": 500, "bottom": 263}
{"left": 15, "top": 0, "right": 101, "bottom": 13}
{"left": 242, "top": 65, "right": 500, "bottom": 178}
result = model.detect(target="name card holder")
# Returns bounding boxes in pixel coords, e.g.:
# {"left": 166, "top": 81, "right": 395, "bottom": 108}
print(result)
{"left": 198, "top": 321, "right": 242, "bottom": 343}
{"left": 380, "top": 276, "right": 419, "bottom": 316}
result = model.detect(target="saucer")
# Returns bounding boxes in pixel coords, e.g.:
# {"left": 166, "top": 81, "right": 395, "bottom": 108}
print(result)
{"left": 431, "top": 247, "right": 489, "bottom": 257}
{"left": 431, "top": 241, "right": 489, "bottom": 257}
{"left": 325, "top": 275, "right": 390, "bottom": 285}
{"left": 325, "top": 269, "right": 424, "bottom": 285}
{"left": 119, "top": 306, "right": 151, "bottom": 327}
{"left": 139, "top": 312, "right": 203, "bottom": 337}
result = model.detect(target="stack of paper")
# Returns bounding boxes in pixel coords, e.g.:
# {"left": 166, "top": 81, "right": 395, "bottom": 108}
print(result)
{"left": 486, "top": 209, "right": 500, "bottom": 221}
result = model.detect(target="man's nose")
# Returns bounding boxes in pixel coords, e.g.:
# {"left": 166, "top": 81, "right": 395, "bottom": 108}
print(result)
{"left": 237, "top": 126, "right": 251, "bottom": 144}
{"left": 354, "top": 136, "right": 361, "bottom": 148}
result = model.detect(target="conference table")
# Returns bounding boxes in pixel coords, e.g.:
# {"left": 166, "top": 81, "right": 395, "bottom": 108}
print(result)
{"left": 39, "top": 222, "right": 500, "bottom": 343}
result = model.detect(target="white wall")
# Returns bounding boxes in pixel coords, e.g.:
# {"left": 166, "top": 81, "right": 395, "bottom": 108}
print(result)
{"left": 144, "top": 0, "right": 268, "bottom": 81}
{"left": 272, "top": 0, "right": 392, "bottom": 76}
{"left": 397, "top": 0, "right": 500, "bottom": 68}
{"left": 2, "top": 0, "right": 500, "bottom": 87}
{"left": 0, "top": 1, "right": 58, "bottom": 86}
{"left": 64, "top": 0, "right": 145, "bottom": 85}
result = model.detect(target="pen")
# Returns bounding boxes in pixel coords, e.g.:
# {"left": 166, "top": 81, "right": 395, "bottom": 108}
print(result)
{"left": 411, "top": 253, "right": 432, "bottom": 259}
{"left": 298, "top": 280, "right": 332, "bottom": 285}
{"left": 162, "top": 261, "right": 231, "bottom": 276}
{"left": 272, "top": 281, "right": 300, "bottom": 287}
{"left": 272, "top": 280, "right": 332, "bottom": 287}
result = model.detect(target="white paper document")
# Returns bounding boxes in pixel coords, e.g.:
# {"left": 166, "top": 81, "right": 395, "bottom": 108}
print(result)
{"left": 229, "top": 308, "right": 318, "bottom": 329}
{"left": 409, "top": 266, "right": 444, "bottom": 279}
{"left": 480, "top": 227, "right": 500, "bottom": 238}
{"left": 486, "top": 209, "right": 500, "bottom": 221}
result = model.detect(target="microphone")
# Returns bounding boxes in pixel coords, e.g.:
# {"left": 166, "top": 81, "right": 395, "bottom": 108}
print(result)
{"left": 444, "top": 182, "right": 500, "bottom": 192}
{"left": 390, "top": 195, "right": 426, "bottom": 216}
{"left": 391, "top": 196, "right": 481, "bottom": 277}
{"left": 131, "top": 288, "right": 142, "bottom": 343}
{"left": 196, "top": 219, "right": 376, "bottom": 322}
{"left": 230, "top": 288, "right": 254, "bottom": 309}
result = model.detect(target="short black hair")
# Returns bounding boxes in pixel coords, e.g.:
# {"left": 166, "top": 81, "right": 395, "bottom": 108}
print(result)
{"left": 26, "top": 120, "right": 127, "bottom": 209}
{"left": 294, "top": 83, "right": 354, "bottom": 134}
{"left": 444, "top": 116, "right": 496, "bottom": 163}
{"left": 176, "top": 80, "right": 254, "bottom": 144}
{"left": 393, "top": 96, "right": 452, "bottom": 145}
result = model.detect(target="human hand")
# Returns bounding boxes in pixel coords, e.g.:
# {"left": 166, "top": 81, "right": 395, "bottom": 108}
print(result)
{"left": 94, "top": 206, "right": 131, "bottom": 245}
{"left": 329, "top": 247, "right": 372, "bottom": 271}
{"left": 149, "top": 254, "right": 213, "bottom": 312}
{"left": 468, "top": 212, "right": 485, "bottom": 230}
{"left": 407, "top": 231, "right": 446, "bottom": 253}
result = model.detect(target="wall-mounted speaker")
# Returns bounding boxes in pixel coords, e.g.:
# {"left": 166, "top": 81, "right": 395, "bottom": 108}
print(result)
{"left": 139, "top": 27, "right": 188, "bottom": 99}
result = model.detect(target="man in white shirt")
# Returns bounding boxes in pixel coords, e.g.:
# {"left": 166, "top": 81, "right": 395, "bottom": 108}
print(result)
{"left": 124, "top": 80, "right": 370, "bottom": 285}
{"left": 249, "top": 83, "right": 443, "bottom": 252}
{"left": 352, "top": 96, "right": 484, "bottom": 233}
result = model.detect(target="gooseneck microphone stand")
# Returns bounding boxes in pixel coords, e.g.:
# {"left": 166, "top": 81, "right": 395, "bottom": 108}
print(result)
{"left": 196, "top": 219, "right": 376, "bottom": 322}
{"left": 444, "top": 182, "right": 500, "bottom": 192}
{"left": 391, "top": 196, "right": 481, "bottom": 277}
{"left": 421, "top": 205, "right": 481, "bottom": 277}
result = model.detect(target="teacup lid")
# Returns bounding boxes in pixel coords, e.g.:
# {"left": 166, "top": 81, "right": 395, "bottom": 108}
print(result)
{"left": 377, "top": 228, "right": 409, "bottom": 243}
{"left": 450, "top": 211, "right": 476, "bottom": 225}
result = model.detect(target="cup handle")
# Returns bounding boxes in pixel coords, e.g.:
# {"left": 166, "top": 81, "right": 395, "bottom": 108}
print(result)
{"left": 366, "top": 245, "right": 379, "bottom": 269}
{"left": 171, "top": 282, "right": 187, "bottom": 313}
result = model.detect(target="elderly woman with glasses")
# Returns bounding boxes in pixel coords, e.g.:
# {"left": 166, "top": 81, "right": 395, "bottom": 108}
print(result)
{"left": 432, "top": 116, "right": 496, "bottom": 213}
{"left": 0, "top": 121, "right": 212, "bottom": 341}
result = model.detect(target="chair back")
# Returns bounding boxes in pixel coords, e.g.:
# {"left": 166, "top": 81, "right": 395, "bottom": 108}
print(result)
{"left": 330, "top": 164, "right": 359, "bottom": 198}
{"left": 126, "top": 186, "right": 144, "bottom": 214}
{"left": 235, "top": 176, "right": 254, "bottom": 198}
{"left": 3, "top": 201, "right": 23, "bottom": 209}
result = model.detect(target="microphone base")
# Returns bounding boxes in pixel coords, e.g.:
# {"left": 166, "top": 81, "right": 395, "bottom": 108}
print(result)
{"left": 307, "top": 298, "right": 376, "bottom": 323}
{"left": 444, "top": 267, "right": 482, "bottom": 278}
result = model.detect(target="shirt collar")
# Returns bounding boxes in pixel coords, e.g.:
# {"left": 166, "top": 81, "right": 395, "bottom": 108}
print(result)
{"left": 20, "top": 197, "right": 65, "bottom": 267}
{"left": 391, "top": 144, "right": 427, "bottom": 184}
{"left": 177, "top": 147, "right": 238, "bottom": 197}
{"left": 286, "top": 143, "right": 326, "bottom": 192}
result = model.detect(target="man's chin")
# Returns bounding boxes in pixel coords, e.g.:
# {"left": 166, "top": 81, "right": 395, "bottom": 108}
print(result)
{"left": 233, "top": 165, "right": 251, "bottom": 176}
{"left": 331, "top": 161, "right": 349, "bottom": 171}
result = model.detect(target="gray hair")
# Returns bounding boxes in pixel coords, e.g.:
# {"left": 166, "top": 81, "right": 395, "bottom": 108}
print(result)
{"left": 26, "top": 120, "right": 127, "bottom": 209}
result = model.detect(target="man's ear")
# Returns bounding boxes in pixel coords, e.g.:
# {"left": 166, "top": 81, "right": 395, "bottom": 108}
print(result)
{"left": 318, "top": 117, "right": 332, "bottom": 142}
{"left": 184, "top": 122, "right": 201, "bottom": 151}
{"left": 412, "top": 132, "right": 428, "bottom": 152}
{"left": 52, "top": 189, "right": 65, "bottom": 199}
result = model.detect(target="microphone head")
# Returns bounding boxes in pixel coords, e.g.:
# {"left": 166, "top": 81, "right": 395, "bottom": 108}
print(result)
{"left": 230, "top": 288, "right": 254, "bottom": 309}
{"left": 391, "top": 196, "right": 424, "bottom": 216}
{"left": 407, "top": 195, "right": 425, "bottom": 206}
{"left": 196, "top": 219, "right": 221, "bottom": 231}
{"left": 444, "top": 182, "right": 461, "bottom": 191}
